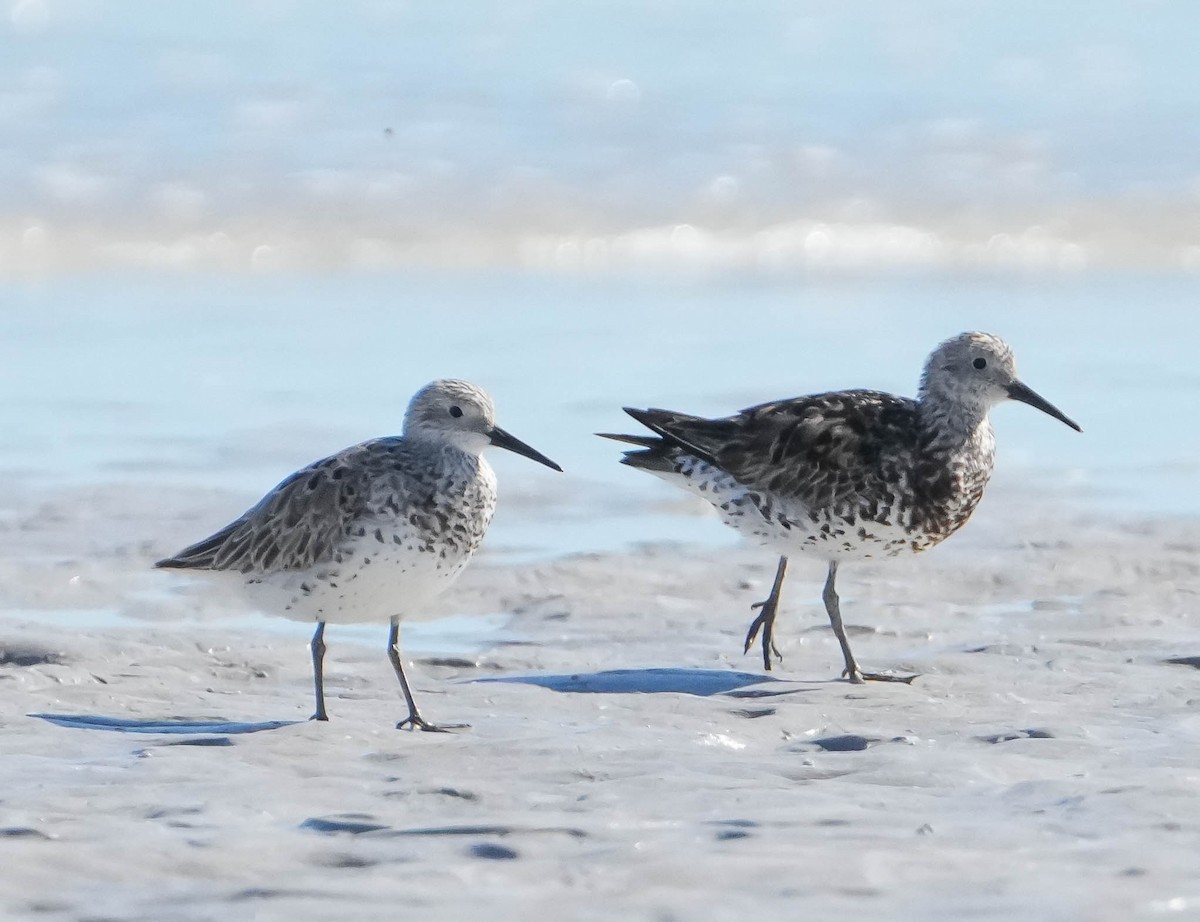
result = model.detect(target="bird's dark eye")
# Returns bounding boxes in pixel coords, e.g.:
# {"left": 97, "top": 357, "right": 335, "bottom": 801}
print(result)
{"left": 448, "top": 405, "right": 463, "bottom": 418}
{"left": 973, "top": 357, "right": 987, "bottom": 370}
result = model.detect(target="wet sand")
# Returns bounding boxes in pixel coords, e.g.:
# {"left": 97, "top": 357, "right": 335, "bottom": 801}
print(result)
{"left": 1, "top": 482, "right": 1198, "bottom": 920}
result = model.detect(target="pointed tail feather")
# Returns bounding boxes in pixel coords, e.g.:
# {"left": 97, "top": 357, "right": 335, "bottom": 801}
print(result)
{"left": 617, "top": 406, "right": 728, "bottom": 467}
{"left": 600, "top": 405, "right": 731, "bottom": 473}
{"left": 620, "top": 406, "right": 696, "bottom": 440}
{"left": 595, "top": 429, "right": 679, "bottom": 474}
{"left": 155, "top": 520, "right": 241, "bottom": 570}
{"left": 595, "top": 432, "right": 660, "bottom": 447}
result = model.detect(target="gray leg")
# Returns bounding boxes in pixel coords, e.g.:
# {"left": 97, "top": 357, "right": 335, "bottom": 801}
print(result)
{"left": 310, "top": 622, "right": 329, "bottom": 721}
{"left": 387, "top": 618, "right": 467, "bottom": 732}
{"left": 823, "top": 562, "right": 863, "bottom": 683}
{"left": 744, "top": 556, "right": 788, "bottom": 671}
{"left": 823, "top": 562, "right": 917, "bottom": 684}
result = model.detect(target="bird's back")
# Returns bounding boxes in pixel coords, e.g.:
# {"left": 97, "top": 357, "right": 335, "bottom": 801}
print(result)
{"left": 619, "top": 390, "right": 919, "bottom": 508}
{"left": 157, "top": 439, "right": 395, "bottom": 574}
{"left": 608, "top": 388, "right": 994, "bottom": 557}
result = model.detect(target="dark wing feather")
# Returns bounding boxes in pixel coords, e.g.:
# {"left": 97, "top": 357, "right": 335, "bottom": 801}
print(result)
{"left": 597, "top": 417, "right": 705, "bottom": 474}
{"left": 594, "top": 432, "right": 661, "bottom": 448}
{"left": 155, "top": 440, "right": 389, "bottom": 574}
{"left": 618, "top": 391, "right": 921, "bottom": 509}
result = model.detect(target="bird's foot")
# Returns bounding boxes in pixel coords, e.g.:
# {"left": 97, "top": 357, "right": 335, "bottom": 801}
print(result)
{"left": 309, "top": 712, "right": 330, "bottom": 722}
{"left": 843, "top": 668, "right": 919, "bottom": 685}
{"left": 396, "top": 713, "right": 468, "bottom": 733}
{"left": 744, "top": 600, "right": 784, "bottom": 672}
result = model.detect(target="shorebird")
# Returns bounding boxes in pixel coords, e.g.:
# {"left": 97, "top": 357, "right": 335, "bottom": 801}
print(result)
{"left": 157, "top": 380, "right": 561, "bottom": 730}
{"left": 600, "top": 332, "right": 1080, "bottom": 682}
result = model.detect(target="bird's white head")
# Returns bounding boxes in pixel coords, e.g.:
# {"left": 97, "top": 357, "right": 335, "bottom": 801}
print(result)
{"left": 919, "top": 332, "right": 1080, "bottom": 431}
{"left": 404, "top": 379, "right": 496, "bottom": 453}
{"left": 403, "top": 379, "right": 563, "bottom": 470}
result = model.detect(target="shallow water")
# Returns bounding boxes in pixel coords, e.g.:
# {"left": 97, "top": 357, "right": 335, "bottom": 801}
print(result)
{"left": 0, "top": 270, "right": 1194, "bottom": 559}
{"left": 5, "top": 605, "right": 516, "bottom": 654}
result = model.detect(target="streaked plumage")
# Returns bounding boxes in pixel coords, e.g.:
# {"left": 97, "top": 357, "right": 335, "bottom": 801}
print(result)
{"left": 158, "top": 379, "right": 561, "bottom": 730}
{"left": 602, "top": 332, "right": 1080, "bottom": 682}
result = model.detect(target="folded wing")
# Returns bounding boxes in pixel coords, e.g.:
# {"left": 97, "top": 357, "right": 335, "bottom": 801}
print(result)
{"left": 611, "top": 390, "right": 920, "bottom": 511}
{"left": 155, "top": 442, "right": 386, "bottom": 574}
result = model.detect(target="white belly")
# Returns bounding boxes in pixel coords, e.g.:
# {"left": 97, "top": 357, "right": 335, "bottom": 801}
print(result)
{"left": 235, "top": 526, "right": 478, "bottom": 624}
{"left": 648, "top": 463, "right": 927, "bottom": 563}
{"left": 726, "top": 499, "right": 928, "bottom": 561}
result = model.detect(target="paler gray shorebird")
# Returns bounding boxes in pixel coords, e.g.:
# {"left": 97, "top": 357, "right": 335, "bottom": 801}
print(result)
{"left": 600, "top": 332, "right": 1080, "bottom": 683}
{"left": 157, "top": 380, "right": 561, "bottom": 730}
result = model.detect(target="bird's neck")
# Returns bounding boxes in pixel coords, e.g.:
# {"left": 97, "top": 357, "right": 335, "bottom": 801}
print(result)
{"left": 439, "top": 442, "right": 485, "bottom": 474}
{"left": 917, "top": 391, "right": 993, "bottom": 453}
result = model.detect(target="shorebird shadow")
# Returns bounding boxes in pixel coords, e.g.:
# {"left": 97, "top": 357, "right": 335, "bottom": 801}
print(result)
{"left": 476, "top": 667, "right": 799, "bottom": 697}
{"left": 30, "top": 713, "right": 300, "bottom": 735}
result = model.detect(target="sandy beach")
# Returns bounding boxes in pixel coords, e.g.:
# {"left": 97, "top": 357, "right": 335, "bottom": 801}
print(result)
{"left": 2, "top": 478, "right": 1198, "bottom": 921}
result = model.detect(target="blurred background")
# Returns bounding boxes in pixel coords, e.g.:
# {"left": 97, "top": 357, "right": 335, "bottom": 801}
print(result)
{"left": 0, "top": 0, "right": 1197, "bottom": 557}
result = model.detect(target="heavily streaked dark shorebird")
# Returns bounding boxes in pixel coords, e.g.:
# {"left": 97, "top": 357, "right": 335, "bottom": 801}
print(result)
{"left": 157, "top": 380, "right": 562, "bottom": 730}
{"left": 601, "top": 332, "right": 1080, "bottom": 682}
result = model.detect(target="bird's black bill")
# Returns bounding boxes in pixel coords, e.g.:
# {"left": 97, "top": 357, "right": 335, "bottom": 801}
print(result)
{"left": 488, "top": 426, "right": 563, "bottom": 471}
{"left": 1006, "top": 381, "right": 1082, "bottom": 432}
